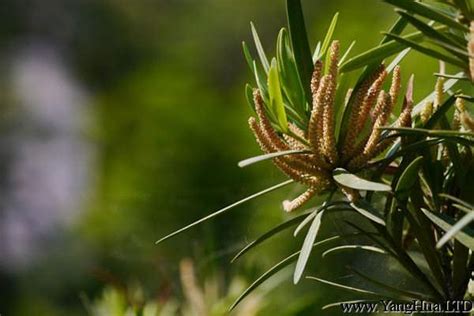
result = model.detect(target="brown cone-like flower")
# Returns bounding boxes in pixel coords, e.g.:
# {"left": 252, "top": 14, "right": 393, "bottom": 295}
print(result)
{"left": 248, "top": 40, "right": 412, "bottom": 211}
{"left": 469, "top": 21, "right": 474, "bottom": 82}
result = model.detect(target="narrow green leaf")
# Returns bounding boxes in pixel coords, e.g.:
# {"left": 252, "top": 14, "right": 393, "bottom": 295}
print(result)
{"left": 276, "top": 28, "right": 307, "bottom": 116}
{"left": 390, "top": 156, "right": 423, "bottom": 244}
{"left": 306, "top": 276, "right": 380, "bottom": 295}
{"left": 340, "top": 28, "right": 431, "bottom": 72}
{"left": 382, "top": 133, "right": 473, "bottom": 148}
{"left": 333, "top": 168, "right": 392, "bottom": 192}
{"left": 250, "top": 22, "right": 270, "bottom": 72}
{"left": 383, "top": 32, "right": 466, "bottom": 69}
{"left": 242, "top": 41, "right": 254, "bottom": 72}
{"left": 350, "top": 200, "right": 386, "bottom": 226}
{"left": 231, "top": 212, "right": 309, "bottom": 263}
{"left": 229, "top": 235, "right": 341, "bottom": 311}
{"left": 294, "top": 209, "right": 317, "bottom": 237}
{"left": 349, "top": 267, "right": 435, "bottom": 301}
{"left": 394, "top": 11, "right": 468, "bottom": 61}
{"left": 434, "top": 72, "right": 470, "bottom": 80}
{"left": 383, "top": 15, "right": 410, "bottom": 43}
{"left": 342, "top": 221, "right": 393, "bottom": 255}
{"left": 318, "top": 12, "right": 339, "bottom": 59}
{"left": 421, "top": 208, "right": 474, "bottom": 250}
{"left": 441, "top": 114, "right": 466, "bottom": 188}
{"left": 384, "top": 0, "right": 469, "bottom": 32}
{"left": 452, "top": 203, "right": 474, "bottom": 214}
{"left": 321, "top": 245, "right": 386, "bottom": 257}
{"left": 373, "top": 139, "right": 443, "bottom": 166}
{"left": 436, "top": 212, "right": 474, "bottom": 248}
{"left": 429, "top": 37, "right": 470, "bottom": 58}
{"left": 382, "top": 126, "right": 474, "bottom": 139}
{"left": 452, "top": 241, "right": 469, "bottom": 298}
{"left": 412, "top": 75, "right": 460, "bottom": 116}
{"left": 155, "top": 180, "right": 294, "bottom": 244}
{"left": 238, "top": 149, "right": 309, "bottom": 168}
{"left": 456, "top": 94, "right": 474, "bottom": 101}
{"left": 268, "top": 59, "right": 289, "bottom": 131}
{"left": 286, "top": 0, "right": 313, "bottom": 103}
{"left": 424, "top": 94, "right": 457, "bottom": 129}
{"left": 253, "top": 61, "right": 270, "bottom": 106}
{"left": 386, "top": 48, "right": 410, "bottom": 73}
{"left": 230, "top": 253, "right": 297, "bottom": 311}
{"left": 293, "top": 210, "right": 325, "bottom": 284}
{"left": 245, "top": 83, "right": 255, "bottom": 111}
{"left": 312, "top": 41, "right": 321, "bottom": 63}
{"left": 396, "top": 10, "right": 465, "bottom": 49}
{"left": 439, "top": 194, "right": 474, "bottom": 210}
{"left": 338, "top": 40, "right": 356, "bottom": 66}
{"left": 394, "top": 156, "right": 424, "bottom": 202}
{"left": 293, "top": 201, "right": 351, "bottom": 236}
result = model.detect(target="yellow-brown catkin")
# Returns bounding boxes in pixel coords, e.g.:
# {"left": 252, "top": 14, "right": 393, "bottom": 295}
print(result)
{"left": 249, "top": 117, "right": 275, "bottom": 153}
{"left": 328, "top": 41, "right": 339, "bottom": 78}
{"left": 322, "top": 41, "right": 339, "bottom": 165}
{"left": 311, "top": 60, "right": 323, "bottom": 96}
{"left": 284, "top": 123, "right": 307, "bottom": 150}
{"left": 283, "top": 134, "right": 304, "bottom": 150}
{"left": 283, "top": 187, "right": 318, "bottom": 212}
{"left": 250, "top": 116, "right": 320, "bottom": 176}
{"left": 289, "top": 122, "right": 305, "bottom": 138}
{"left": 469, "top": 21, "right": 474, "bottom": 82}
{"left": 456, "top": 97, "right": 466, "bottom": 112}
{"left": 371, "top": 89, "right": 388, "bottom": 122}
{"left": 251, "top": 117, "right": 331, "bottom": 186}
{"left": 308, "top": 75, "right": 327, "bottom": 149}
{"left": 254, "top": 92, "right": 318, "bottom": 173}
{"left": 374, "top": 94, "right": 413, "bottom": 157}
{"left": 356, "top": 69, "right": 387, "bottom": 135}
{"left": 249, "top": 117, "right": 315, "bottom": 185}
{"left": 342, "top": 86, "right": 368, "bottom": 158}
{"left": 366, "top": 92, "right": 392, "bottom": 152}
{"left": 308, "top": 75, "right": 331, "bottom": 169}
{"left": 396, "top": 99, "right": 413, "bottom": 128}
{"left": 461, "top": 111, "right": 474, "bottom": 131}
{"left": 253, "top": 89, "right": 289, "bottom": 151}
{"left": 348, "top": 92, "right": 392, "bottom": 169}
{"left": 254, "top": 91, "right": 319, "bottom": 172}
{"left": 453, "top": 98, "right": 465, "bottom": 131}
{"left": 421, "top": 101, "right": 433, "bottom": 125}
{"left": 342, "top": 65, "right": 385, "bottom": 160}
{"left": 395, "top": 83, "right": 414, "bottom": 129}
{"left": 389, "top": 66, "right": 401, "bottom": 106}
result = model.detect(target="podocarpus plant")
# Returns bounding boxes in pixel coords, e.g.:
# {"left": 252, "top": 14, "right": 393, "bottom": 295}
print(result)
{"left": 157, "top": 0, "right": 474, "bottom": 312}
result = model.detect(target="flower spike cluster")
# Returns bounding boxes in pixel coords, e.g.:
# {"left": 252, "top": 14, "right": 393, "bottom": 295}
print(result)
{"left": 248, "top": 40, "right": 412, "bottom": 212}
{"left": 469, "top": 21, "right": 474, "bottom": 82}
{"left": 455, "top": 97, "right": 474, "bottom": 132}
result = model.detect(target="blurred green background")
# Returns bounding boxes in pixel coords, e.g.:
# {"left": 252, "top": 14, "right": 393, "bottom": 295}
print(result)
{"left": 0, "top": 0, "right": 440, "bottom": 315}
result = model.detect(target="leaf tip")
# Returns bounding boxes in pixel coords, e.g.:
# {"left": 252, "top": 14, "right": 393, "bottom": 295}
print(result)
{"left": 293, "top": 272, "right": 301, "bottom": 284}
